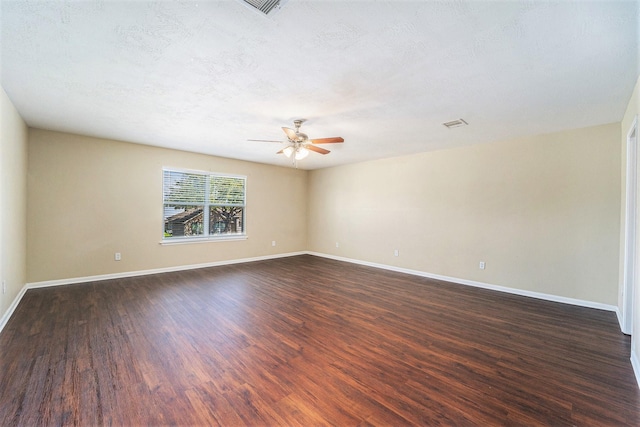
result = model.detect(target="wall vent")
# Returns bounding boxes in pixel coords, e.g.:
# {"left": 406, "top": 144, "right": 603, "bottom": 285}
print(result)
{"left": 240, "top": 0, "right": 285, "bottom": 15}
{"left": 442, "top": 119, "right": 468, "bottom": 129}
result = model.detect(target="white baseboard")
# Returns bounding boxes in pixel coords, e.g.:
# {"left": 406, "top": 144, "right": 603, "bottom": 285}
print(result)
{"left": 306, "top": 252, "right": 618, "bottom": 313}
{"left": 632, "top": 350, "right": 640, "bottom": 389}
{"left": 1, "top": 252, "right": 304, "bottom": 334}
{"left": 26, "top": 251, "right": 306, "bottom": 289}
{"left": 0, "top": 284, "right": 28, "bottom": 334}
{"left": 615, "top": 307, "right": 624, "bottom": 333}
{"left": 5, "top": 250, "right": 635, "bottom": 389}
{"left": 3, "top": 251, "right": 622, "bottom": 337}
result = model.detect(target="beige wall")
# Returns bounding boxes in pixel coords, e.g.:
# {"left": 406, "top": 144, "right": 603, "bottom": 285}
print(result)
{"left": 0, "top": 87, "right": 28, "bottom": 321}
{"left": 16, "top": 120, "right": 628, "bottom": 308}
{"left": 28, "top": 123, "right": 623, "bottom": 306}
{"left": 308, "top": 123, "right": 621, "bottom": 305}
{"left": 27, "top": 130, "right": 307, "bottom": 283}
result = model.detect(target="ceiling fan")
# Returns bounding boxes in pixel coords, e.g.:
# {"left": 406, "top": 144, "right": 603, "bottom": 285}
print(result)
{"left": 249, "top": 119, "right": 344, "bottom": 166}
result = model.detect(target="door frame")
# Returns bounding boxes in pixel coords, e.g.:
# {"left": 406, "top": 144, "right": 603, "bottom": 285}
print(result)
{"left": 623, "top": 115, "right": 638, "bottom": 335}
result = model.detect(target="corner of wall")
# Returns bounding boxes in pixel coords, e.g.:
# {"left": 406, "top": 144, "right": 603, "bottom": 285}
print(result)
{"left": 0, "top": 86, "right": 29, "bottom": 328}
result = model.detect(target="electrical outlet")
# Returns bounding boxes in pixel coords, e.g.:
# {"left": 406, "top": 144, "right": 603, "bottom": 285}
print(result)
{"left": 115, "top": 252, "right": 121, "bottom": 261}
{"left": 271, "top": 241, "right": 276, "bottom": 247}
{"left": 479, "top": 261, "right": 486, "bottom": 270}
{"left": 336, "top": 242, "right": 340, "bottom": 248}
{"left": 394, "top": 249, "right": 399, "bottom": 257}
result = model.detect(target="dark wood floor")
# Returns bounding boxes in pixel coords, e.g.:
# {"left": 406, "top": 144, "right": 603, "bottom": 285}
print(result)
{"left": 1, "top": 255, "right": 638, "bottom": 426}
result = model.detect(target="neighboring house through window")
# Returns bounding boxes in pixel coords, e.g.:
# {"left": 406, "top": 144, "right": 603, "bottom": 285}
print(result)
{"left": 163, "top": 168, "right": 246, "bottom": 241}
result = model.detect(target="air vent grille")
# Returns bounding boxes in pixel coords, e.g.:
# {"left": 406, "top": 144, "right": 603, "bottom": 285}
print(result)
{"left": 442, "top": 119, "right": 468, "bottom": 129}
{"left": 242, "top": 0, "right": 282, "bottom": 15}
{"left": 443, "top": 119, "right": 469, "bottom": 129}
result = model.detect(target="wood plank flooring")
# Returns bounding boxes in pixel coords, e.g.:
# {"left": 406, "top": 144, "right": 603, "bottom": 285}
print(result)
{"left": 1, "top": 255, "right": 638, "bottom": 426}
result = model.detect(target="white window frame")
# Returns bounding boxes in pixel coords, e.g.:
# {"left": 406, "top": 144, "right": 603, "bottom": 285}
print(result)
{"left": 161, "top": 167, "right": 247, "bottom": 244}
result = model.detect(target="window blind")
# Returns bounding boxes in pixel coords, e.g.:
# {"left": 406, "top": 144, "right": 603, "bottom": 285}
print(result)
{"left": 162, "top": 168, "right": 246, "bottom": 240}
{"left": 210, "top": 176, "right": 245, "bottom": 205}
{"left": 163, "top": 170, "right": 206, "bottom": 204}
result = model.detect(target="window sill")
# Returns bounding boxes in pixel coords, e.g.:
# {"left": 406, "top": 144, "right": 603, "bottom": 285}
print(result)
{"left": 160, "top": 235, "right": 248, "bottom": 245}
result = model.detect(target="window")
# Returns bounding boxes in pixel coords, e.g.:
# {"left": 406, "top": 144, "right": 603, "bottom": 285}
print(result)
{"left": 163, "top": 168, "right": 246, "bottom": 241}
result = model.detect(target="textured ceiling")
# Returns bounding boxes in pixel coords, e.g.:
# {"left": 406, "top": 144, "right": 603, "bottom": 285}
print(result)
{"left": 1, "top": 0, "right": 639, "bottom": 169}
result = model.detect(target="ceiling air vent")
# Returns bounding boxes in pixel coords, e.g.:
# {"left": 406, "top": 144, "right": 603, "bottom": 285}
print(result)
{"left": 442, "top": 119, "right": 468, "bottom": 129}
{"left": 240, "top": 0, "right": 285, "bottom": 15}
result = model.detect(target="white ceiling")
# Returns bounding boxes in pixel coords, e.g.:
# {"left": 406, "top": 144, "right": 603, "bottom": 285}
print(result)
{"left": 1, "top": 0, "right": 639, "bottom": 170}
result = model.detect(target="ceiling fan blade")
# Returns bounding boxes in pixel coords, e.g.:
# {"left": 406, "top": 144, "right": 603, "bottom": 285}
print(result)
{"left": 276, "top": 149, "right": 284, "bottom": 154}
{"left": 282, "top": 127, "right": 298, "bottom": 141}
{"left": 248, "top": 139, "right": 283, "bottom": 143}
{"left": 310, "top": 137, "right": 344, "bottom": 144}
{"left": 307, "top": 145, "right": 330, "bottom": 155}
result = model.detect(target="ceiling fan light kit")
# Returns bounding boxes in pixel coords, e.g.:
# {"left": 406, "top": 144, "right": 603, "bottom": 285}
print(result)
{"left": 282, "top": 146, "right": 294, "bottom": 157}
{"left": 294, "top": 146, "right": 309, "bottom": 160}
{"left": 249, "top": 119, "right": 344, "bottom": 167}
{"left": 282, "top": 145, "right": 310, "bottom": 160}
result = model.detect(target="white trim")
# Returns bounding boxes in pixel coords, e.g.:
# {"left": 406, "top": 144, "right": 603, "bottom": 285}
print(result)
{"left": 2, "top": 252, "right": 304, "bottom": 333}
{"left": 162, "top": 166, "right": 247, "bottom": 180}
{"left": 307, "top": 252, "right": 618, "bottom": 313}
{"left": 26, "top": 252, "right": 305, "bottom": 289}
{"left": 631, "top": 350, "right": 640, "bottom": 389}
{"left": 0, "top": 283, "right": 28, "bottom": 334}
{"left": 6, "top": 250, "right": 622, "bottom": 336}
{"left": 622, "top": 115, "right": 639, "bottom": 335}
{"left": 616, "top": 306, "right": 624, "bottom": 330}
{"left": 160, "top": 235, "right": 248, "bottom": 245}
{"left": 162, "top": 167, "right": 247, "bottom": 241}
